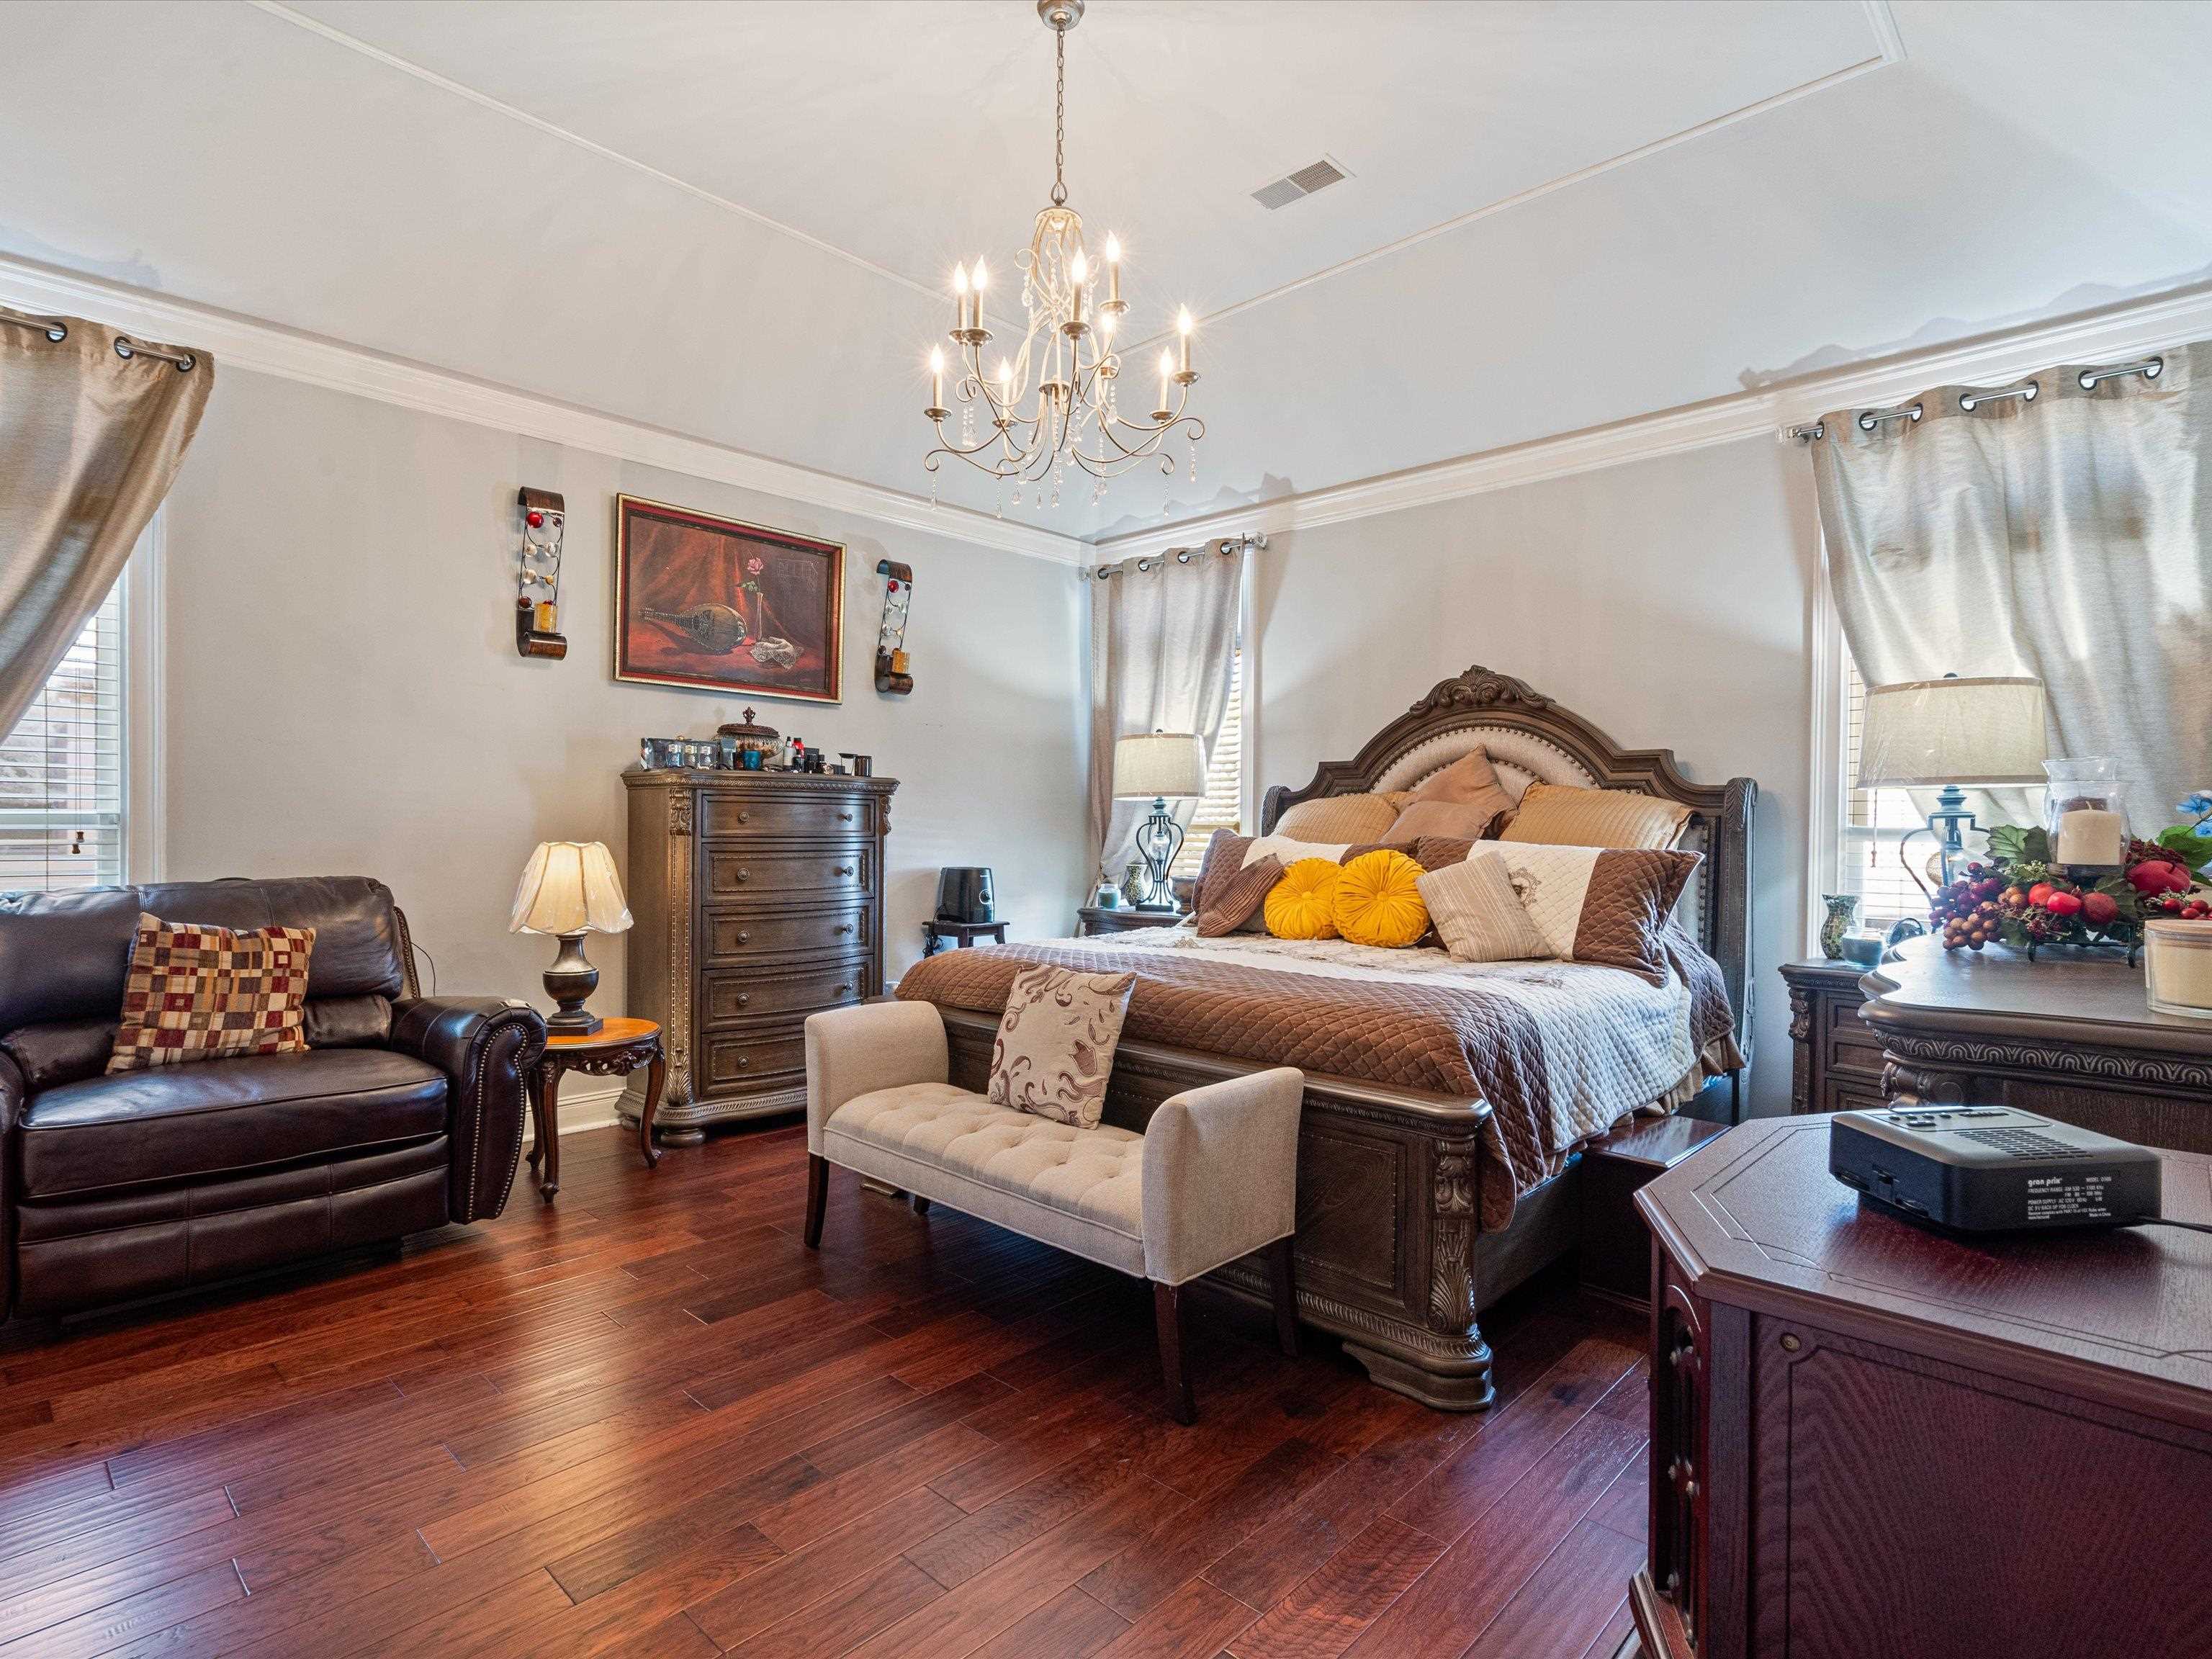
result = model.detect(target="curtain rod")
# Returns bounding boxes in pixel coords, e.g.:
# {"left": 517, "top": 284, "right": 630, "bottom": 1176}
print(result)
{"left": 1785, "top": 354, "right": 2164, "bottom": 442}
{"left": 0, "top": 308, "right": 199, "bottom": 371}
{"left": 1089, "top": 531, "right": 1266, "bottom": 580}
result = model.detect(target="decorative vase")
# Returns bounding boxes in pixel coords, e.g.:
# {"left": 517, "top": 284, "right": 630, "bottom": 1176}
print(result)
{"left": 1121, "top": 860, "right": 1149, "bottom": 909}
{"left": 1820, "top": 894, "right": 1860, "bottom": 961}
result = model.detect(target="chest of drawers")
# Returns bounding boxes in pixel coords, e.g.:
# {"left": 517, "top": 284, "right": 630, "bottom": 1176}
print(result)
{"left": 622, "top": 769, "right": 896, "bottom": 1141}
{"left": 1779, "top": 958, "right": 1881, "bottom": 1117}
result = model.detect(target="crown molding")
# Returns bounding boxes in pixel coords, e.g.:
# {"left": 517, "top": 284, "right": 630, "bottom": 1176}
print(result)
{"left": 0, "top": 252, "right": 1086, "bottom": 567}
{"left": 1092, "top": 276, "right": 2212, "bottom": 559}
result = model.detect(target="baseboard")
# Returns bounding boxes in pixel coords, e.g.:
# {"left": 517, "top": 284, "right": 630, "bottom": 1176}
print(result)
{"left": 521, "top": 1075, "right": 629, "bottom": 1143}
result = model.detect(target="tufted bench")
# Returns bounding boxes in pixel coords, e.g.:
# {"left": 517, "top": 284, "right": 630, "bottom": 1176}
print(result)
{"left": 804, "top": 1000, "right": 1303, "bottom": 1423}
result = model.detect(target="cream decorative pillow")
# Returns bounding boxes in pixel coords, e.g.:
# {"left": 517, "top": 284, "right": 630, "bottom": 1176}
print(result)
{"left": 1478, "top": 845, "right": 1700, "bottom": 984}
{"left": 988, "top": 964, "right": 1136, "bottom": 1129}
{"left": 1499, "top": 782, "right": 1692, "bottom": 850}
{"left": 1416, "top": 857, "right": 1552, "bottom": 963}
{"left": 1272, "top": 793, "right": 1403, "bottom": 845}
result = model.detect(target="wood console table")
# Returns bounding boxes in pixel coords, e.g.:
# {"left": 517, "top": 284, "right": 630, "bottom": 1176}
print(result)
{"left": 1632, "top": 1115, "right": 2212, "bottom": 1659}
{"left": 1860, "top": 934, "right": 2212, "bottom": 1154}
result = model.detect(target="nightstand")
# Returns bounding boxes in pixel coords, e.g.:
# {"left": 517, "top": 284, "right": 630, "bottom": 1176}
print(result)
{"left": 1076, "top": 905, "right": 1183, "bottom": 937}
{"left": 1779, "top": 957, "right": 1882, "bottom": 1116}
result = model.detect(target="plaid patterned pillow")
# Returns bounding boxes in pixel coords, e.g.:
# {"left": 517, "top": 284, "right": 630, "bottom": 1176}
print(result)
{"left": 107, "top": 912, "right": 317, "bottom": 1074}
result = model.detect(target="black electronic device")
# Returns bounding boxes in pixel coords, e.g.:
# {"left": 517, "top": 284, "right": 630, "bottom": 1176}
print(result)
{"left": 934, "top": 866, "right": 996, "bottom": 925}
{"left": 1830, "top": 1105, "right": 2162, "bottom": 1233}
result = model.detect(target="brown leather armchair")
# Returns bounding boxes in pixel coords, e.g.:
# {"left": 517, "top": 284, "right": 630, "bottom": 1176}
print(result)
{"left": 0, "top": 876, "right": 545, "bottom": 1319}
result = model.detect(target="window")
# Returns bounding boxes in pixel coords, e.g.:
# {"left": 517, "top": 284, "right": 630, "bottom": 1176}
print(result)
{"left": 1172, "top": 642, "right": 1244, "bottom": 878}
{"left": 0, "top": 583, "right": 125, "bottom": 892}
{"left": 1833, "top": 654, "right": 1930, "bottom": 929}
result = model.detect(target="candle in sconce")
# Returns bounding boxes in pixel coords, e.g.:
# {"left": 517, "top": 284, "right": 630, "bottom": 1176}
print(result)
{"left": 952, "top": 264, "right": 970, "bottom": 333}
{"left": 996, "top": 359, "right": 1013, "bottom": 413}
{"left": 971, "top": 258, "right": 989, "bottom": 328}
{"left": 1156, "top": 349, "right": 1173, "bottom": 415}
{"left": 1104, "top": 234, "right": 1122, "bottom": 306}
{"left": 928, "top": 347, "right": 945, "bottom": 413}
{"left": 1177, "top": 307, "right": 1193, "bottom": 374}
{"left": 1069, "top": 251, "right": 1087, "bottom": 328}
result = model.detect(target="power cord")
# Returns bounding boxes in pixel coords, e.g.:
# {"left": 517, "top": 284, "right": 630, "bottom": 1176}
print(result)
{"left": 413, "top": 940, "right": 439, "bottom": 997}
{"left": 2131, "top": 1215, "right": 2212, "bottom": 1238}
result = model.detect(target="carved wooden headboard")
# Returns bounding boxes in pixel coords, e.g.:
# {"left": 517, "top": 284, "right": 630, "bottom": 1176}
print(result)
{"left": 1261, "top": 663, "right": 1758, "bottom": 1061}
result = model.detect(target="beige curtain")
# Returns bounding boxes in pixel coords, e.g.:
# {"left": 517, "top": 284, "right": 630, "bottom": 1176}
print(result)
{"left": 1087, "top": 543, "right": 1243, "bottom": 884}
{"left": 0, "top": 313, "right": 212, "bottom": 737}
{"left": 1810, "top": 340, "right": 2211, "bottom": 831}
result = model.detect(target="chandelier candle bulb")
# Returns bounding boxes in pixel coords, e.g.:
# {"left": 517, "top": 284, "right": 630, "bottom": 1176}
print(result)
{"left": 1103, "top": 234, "right": 1123, "bottom": 310}
{"left": 927, "top": 349, "right": 946, "bottom": 420}
{"left": 953, "top": 264, "right": 970, "bottom": 333}
{"left": 1177, "top": 307, "right": 1192, "bottom": 376}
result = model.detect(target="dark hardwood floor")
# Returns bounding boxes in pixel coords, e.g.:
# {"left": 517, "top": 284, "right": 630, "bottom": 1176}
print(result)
{"left": 0, "top": 1120, "right": 1650, "bottom": 1659}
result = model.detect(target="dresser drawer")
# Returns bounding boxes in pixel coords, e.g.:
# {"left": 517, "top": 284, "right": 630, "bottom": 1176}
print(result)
{"left": 1824, "top": 996, "right": 1884, "bottom": 1071}
{"left": 701, "top": 1026, "right": 808, "bottom": 1088}
{"left": 703, "top": 846, "right": 871, "bottom": 904}
{"left": 701, "top": 963, "right": 865, "bottom": 1028}
{"left": 700, "top": 792, "right": 873, "bottom": 840}
{"left": 705, "top": 905, "right": 871, "bottom": 963}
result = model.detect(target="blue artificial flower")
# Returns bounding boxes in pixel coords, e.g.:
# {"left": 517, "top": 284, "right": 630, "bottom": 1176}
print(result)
{"left": 2180, "top": 792, "right": 2212, "bottom": 817}
{"left": 2196, "top": 820, "right": 2212, "bottom": 839}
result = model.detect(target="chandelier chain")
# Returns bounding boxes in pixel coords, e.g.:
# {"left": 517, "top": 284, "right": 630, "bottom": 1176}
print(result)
{"left": 1051, "top": 23, "right": 1067, "bottom": 208}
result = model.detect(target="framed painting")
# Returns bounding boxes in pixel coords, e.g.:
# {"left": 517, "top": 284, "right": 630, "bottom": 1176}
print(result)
{"left": 613, "top": 495, "right": 844, "bottom": 703}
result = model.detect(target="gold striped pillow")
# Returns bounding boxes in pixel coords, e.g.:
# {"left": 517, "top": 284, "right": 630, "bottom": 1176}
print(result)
{"left": 1498, "top": 783, "right": 1691, "bottom": 851}
{"left": 1272, "top": 793, "right": 1403, "bottom": 845}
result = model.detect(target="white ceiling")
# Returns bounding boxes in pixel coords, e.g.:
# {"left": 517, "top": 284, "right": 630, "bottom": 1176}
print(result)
{"left": 3, "top": 1, "right": 2210, "bottom": 537}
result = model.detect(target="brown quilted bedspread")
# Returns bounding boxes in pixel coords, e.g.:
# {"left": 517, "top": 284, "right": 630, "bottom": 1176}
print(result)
{"left": 897, "top": 929, "right": 1737, "bottom": 1231}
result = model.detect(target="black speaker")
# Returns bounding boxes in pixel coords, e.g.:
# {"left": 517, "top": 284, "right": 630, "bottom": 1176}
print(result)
{"left": 935, "top": 867, "right": 996, "bottom": 924}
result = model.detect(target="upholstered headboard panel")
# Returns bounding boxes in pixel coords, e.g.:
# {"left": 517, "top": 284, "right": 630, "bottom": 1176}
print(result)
{"left": 1260, "top": 665, "right": 1756, "bottom": 1063}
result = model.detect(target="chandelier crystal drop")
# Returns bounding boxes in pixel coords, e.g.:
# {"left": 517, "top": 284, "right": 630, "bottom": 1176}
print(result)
{"left": 922, "top": 0, "right": 1205, "bottom": 493}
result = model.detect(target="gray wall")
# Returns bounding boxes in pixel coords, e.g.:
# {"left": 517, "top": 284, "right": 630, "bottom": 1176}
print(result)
{"left": 1247, "top": 436, "right": 1822, "bottom": 1115}
{"left": 159, "top": 369, "right": 1088, "bottom": 1016}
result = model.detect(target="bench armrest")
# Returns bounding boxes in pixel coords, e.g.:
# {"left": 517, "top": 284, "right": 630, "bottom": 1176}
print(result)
{"left": 390, "top": 996, "right": 546, "bottom": 1223}
{"left": 805, "top": 1001, "right": 948, "bottom": 1154}
{"left": 1141, "top": 1066, "right": 1303, "bottom": 1286}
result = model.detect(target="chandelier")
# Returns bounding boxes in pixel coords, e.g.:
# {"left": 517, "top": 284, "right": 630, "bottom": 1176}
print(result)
{"left": 922, "top": 0, "right": 1204, "bottom": 511}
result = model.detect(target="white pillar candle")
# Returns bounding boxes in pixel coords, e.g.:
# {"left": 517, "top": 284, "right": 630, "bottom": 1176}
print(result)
{"left": 2146, "top": 920, "right": 2212, "bottom": 1019}
{"left": 2055, "top": 806, "right": 2126, "bottom": 866}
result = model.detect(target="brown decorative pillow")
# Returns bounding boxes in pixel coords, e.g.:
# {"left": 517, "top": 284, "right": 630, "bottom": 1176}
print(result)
{"left": 1385, "top": 749, "right": 1516, "bottom": 843}
{"left": 1272, "top": 793, "right": 1402, "bottom": 845}
{"left": 1190, "top": 828, "right": 1251, "bottom": 915}
{"left": 1417, "top": 855, "right": 1552, "bottom": 963}
{"left": 1475, "top": 845, "right": 1699, "bottom": 984}
{"left": 107, "top": 912, "right": 316, "bottom": 1074}
{"left": 1499, "top": 782, "right": 1692, "bottom": 851}
{"left": 987, "top": 963, "right": 1136, "bottom": 1129}
{"left": 1380, "top": 799, "right": 1509, "bottom": 845}
{"left": 1197, "top": 855, "right": 1283, "bottom": 937}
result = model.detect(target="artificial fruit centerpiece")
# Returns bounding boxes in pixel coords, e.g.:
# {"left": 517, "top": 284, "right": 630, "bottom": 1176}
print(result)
{"left": 1928, "top": 796, "right": 2212, "bottom": 959}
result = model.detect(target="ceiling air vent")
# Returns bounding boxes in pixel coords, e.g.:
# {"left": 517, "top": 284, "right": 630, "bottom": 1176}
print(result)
{"left": 1251, "top": 156, "right": 1350, "bottom": 211}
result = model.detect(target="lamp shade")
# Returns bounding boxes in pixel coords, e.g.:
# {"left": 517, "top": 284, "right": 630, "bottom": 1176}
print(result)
{"left": 1856, "top": 675, "right": 2049, "bottom": 788}
{"left": 1113, "top": 732, "right": 1206, "bottom": 800}
{"left": 508, "top": 840, "right": 634, "bottom": 935}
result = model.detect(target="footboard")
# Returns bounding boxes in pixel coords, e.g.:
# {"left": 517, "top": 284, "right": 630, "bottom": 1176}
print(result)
{"left": 939, "top": 1007, "right": 1569, "bottom": 1410}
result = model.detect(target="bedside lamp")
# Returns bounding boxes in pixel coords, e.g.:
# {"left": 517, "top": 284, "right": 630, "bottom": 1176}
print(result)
{"left": 1113, "top": 732, "right": 1207, "bottom": 912}
{"left": 1856, "top": 674, "right": 2048, "bottom": 893}
{"left": 510, "top": 840, "right": 634, "bottom": 1034}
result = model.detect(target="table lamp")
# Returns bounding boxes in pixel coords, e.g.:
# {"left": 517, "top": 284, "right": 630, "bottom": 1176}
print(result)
{"left": 1112, "top": 732, "right": 1207, "bottom": 912}
{"left": 1856, "top": 674, "right": 2048, "bottom": 893}
{"left": 509, "top": 840, "right": 634, "bottom": 1033}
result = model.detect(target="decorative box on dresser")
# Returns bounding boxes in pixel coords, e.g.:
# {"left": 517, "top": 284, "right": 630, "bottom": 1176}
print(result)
{"left": 1631, "top": 1115, "right": 2212, "bottom": 1659}
{"left": 1779, "top": 957, "right": 1879, "bottom": 1117}
{"left": 621, "top": 768, "right": 896, "bottom": 1143}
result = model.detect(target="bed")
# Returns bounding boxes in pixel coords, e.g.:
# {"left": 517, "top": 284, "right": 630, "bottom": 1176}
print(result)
{"left": 899, "top": 662, "right": 1755, "bottom": 1410}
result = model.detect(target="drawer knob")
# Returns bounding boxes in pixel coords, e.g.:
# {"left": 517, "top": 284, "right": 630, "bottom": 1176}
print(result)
{"left": 737, "top": 930, "right": 752, "bottom": 945}
{"left": 735, "top": 992, "right": 750, "bottom": 1008}
{"left": 834, "top": 865, "right": 855, "bottom": 877}
{"left": 835, "top": 923, "right": 854, "bottom": 935}
{"left": 734, "top": 868, "right": 750, "bottom": 884}
{"left": 735, "top": 1054, "right": 749, "bottom": 1069}
{"left": 837, "top": 811, "right": 853, "bottom": 822}
{"left": 836, "top": 981, "right": 852, "bottom": 994}
{"left": 738, "top": 810, "right": 750, "bottom": 824}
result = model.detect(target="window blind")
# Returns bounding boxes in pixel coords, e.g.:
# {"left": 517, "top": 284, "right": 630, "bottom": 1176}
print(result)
{"left": 1173, "top": 644, "right": 1244, "bottom": 878}
{"left": 1836, "top": 655, "right": 1928, "bottom": 927}
{"left": 0, "top": 585, "right": 125, "bottom": 893}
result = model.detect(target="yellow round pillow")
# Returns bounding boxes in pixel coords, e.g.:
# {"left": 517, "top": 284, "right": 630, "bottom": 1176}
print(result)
{"left": 1264, "top": 858, "right": 1343, "bottom": 940}
{"left": 1332, "top": 848, "right": 1431, "bottom": 948}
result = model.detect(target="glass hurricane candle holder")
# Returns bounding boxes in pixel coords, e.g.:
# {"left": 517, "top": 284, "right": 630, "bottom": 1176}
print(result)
{"left": 2044, "top": 757, "right": 2129, "bottom": 871}
{"left": 2146, "top": 918, "right": 2212, "bottom": 1019}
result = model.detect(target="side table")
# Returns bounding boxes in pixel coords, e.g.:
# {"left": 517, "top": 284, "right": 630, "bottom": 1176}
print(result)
{"left": 1076, "top": 905, "right": 1183, "bottom": 937}
{"left": 921, "top": 919, "right": 1008, "bottom": 957}
{"left": 526, "top": 1016, "right": 665, "bottom": 1200}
